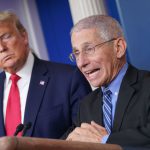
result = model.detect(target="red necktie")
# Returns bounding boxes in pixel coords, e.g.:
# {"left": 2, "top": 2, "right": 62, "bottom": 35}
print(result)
{"left": 5, "top": 74, "right": 22, "bottom": 136}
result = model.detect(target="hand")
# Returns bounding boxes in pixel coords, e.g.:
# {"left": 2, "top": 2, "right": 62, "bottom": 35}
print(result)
{"left": 91, "top": 121, "right": 108, "bottom": 137}
{"left": 66, "top": 122, "right": 108, "bottom": 143}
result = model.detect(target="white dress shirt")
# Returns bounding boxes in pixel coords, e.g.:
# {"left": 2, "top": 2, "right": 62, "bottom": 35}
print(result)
{"left": 3, "top": 51, "right": 34, "bottom": 123}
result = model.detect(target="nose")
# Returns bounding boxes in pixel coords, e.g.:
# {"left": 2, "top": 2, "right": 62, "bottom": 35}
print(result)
{"left": 76, "top": 53, "right": 89, "bottom": 69}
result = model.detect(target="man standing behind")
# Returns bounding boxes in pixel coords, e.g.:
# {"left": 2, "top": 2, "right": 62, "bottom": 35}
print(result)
{"left": 0, "top": 11, "right": 91, "bottom": 138}
{"left": 66, "top": 15, "right": 150, "bottom": 147}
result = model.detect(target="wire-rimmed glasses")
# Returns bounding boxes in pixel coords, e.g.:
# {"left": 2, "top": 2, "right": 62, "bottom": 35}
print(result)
{"left": 69, "top": 38, "right": 117, "bottom": 62}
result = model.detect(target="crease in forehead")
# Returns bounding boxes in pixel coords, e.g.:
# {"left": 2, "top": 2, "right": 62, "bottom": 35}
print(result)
{"left": 71, "top": 28, "right": 104, "bottom": 50}
{"left": 0, "top": 21, "right": 16, "bottom": 36}
{"left": 0, "top": 14, "right": 16, "bottom": 30}
{"left": 0, "top": 20, "right": 14, "bottom": 27}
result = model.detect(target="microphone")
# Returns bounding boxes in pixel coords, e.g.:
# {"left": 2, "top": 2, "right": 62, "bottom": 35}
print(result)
{"left": 22, "top": 122, "right": 32, "bottom": 136}
{"left": 14, "top": 123, "right": 24, "bottom": 136}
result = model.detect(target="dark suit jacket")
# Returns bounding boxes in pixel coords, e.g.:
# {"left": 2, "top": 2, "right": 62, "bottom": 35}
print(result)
{"left": 75, "top": 65, "right": 150, "bottom": 147}
{"left": 0, "top": 57, "right": 91, "bottom": 138}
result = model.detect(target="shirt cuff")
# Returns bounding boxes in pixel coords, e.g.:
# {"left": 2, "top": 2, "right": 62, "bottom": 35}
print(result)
{"left": 101, "top": 135, "right": 109, "bottom": 143}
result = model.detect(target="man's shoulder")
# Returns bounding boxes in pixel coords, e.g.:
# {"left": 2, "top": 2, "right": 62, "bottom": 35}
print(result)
{"left": 35, "top": 59, "right": 90, "bottom": 86}
{"left": 35, "top": 58, "right": 78, "bottom": 73}
{"left": 124, "top": 64, "right": 150, "bottom": 82}
{"left": 127, "top": 64, "right": 150, "bottom": 75}
{"left": 0, "top": 71, "right": 5, "bottom": 79}
{"left": 38, "top": 58, "right": 75, "bottom": 68}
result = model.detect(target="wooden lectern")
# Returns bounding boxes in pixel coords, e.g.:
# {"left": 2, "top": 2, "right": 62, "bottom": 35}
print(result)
{"left": 0, "top": 137, "right": 123, "bottom": 150}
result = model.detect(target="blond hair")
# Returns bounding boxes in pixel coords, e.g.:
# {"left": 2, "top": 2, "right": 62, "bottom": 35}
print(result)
{"left": 0, "top": 11, "right": 26, "bottom": 33}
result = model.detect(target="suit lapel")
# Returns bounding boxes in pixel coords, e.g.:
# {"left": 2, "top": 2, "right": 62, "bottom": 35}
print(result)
{"left": 112, "top": 65, "right": 138, "bottom": 131}
{"left": 0, "top": 72, "right": 6, "bottom": 136}
{"left": 95, "top": 91, "right": 103, "bottom": 125}
{"left": 24, "top": 58, "right": 49, "bottom": 136}
{"left": 86, "top": 89, "right": 103, "bottom": 125}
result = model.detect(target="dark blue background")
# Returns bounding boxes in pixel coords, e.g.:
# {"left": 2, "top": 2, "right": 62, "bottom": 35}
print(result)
{"left": 36, "top": 0, "right": 150, "bottom": 70}
{"left": 36, "top": 0, "right": 73, "bottom": 64}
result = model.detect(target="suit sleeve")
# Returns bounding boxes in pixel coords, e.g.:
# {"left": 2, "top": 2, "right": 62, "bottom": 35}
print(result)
{"left": 107, "top": 124, "right": 150, "bottom": 147}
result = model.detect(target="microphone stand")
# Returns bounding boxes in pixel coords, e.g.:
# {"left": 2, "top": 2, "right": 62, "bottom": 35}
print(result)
{"left": 13, "top": 124, "right": 24, "bottom": 136}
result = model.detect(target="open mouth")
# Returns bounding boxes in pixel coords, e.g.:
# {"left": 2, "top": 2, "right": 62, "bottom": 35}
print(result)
{"left": 85, "top": 68, "right": 100, "bottom": 78}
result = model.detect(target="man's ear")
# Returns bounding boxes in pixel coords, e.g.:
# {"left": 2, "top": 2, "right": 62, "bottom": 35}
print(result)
{"left": 21, "top": 31, "right": 29, "bottom": 46}
{"left": 114, "top": 37, "right": 127, "bottom": 58}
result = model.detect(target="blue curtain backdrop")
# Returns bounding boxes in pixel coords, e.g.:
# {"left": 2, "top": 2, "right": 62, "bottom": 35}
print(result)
{"left": 104, "top": 0, "right": 130, "bottom": 65}
{"left": 36, "top": 0, "right": 73, "bottom": 65}
{"left": 105, "top": 0, "right": 150, "bottom": 70}
{"left": 104, "top": 0, "right": 120, "bottom": 21}
{"left": 36, "top": 0, "right": 150, "bottom": 70}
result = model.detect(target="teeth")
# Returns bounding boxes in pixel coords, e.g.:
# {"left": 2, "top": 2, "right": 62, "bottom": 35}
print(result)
{"left": 85, "top": 69, "right": 99, "bottom": 75}
{"left": 85, "top": 71, "right": 92, "bottom": 74}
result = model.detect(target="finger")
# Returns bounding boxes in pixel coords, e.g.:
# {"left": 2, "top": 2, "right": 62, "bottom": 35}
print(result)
{"left": 75, "top": 127, "right": 102, "bottom": 140}
{"left": 91, "top": 121, "right": 108, "bottom": 135}
{"left": 74, "top": 127, "right": 91, "bottom": 135}
{"left": 68, "top": 126, "right": 102, "bottom": 140}
{"left": 66, "top": 130, "right": 78, "bottom": 141}
{"left": 80, "top": 123, "right": 101, "bottom": 136}
{"left": 66, "top": 128, "right": 80, "bottom": 140}
{"left": 91, "top": 121, "right": 105, "bottom": 130}
{"left": 81, "top": 123, "right": 96, "bottom": 130}
{"left": 68, "top": 133, "right": 101, "bottom": 143}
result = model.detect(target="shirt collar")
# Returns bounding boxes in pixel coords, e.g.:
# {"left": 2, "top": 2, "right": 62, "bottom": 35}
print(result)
{"left": 102, "top": 63, "right": 128, "bottom": 94}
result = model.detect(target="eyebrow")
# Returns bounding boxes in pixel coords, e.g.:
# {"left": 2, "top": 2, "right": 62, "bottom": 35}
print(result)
{"left": 72, "top": 42, "right": 93, "bottom": 52}
{"left": 0, "top": 33, "right": 5, "bottom": 38}
{"left": 0, "top": 33, "right": 10, "bottom": 38}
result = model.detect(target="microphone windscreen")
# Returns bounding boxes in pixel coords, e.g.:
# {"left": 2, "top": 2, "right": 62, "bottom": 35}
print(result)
{"left": 14, "top": 123, "right": 24, "bottom": 136}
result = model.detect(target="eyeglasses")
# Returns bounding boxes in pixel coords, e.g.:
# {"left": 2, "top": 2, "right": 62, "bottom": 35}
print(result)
{"left": 69, "top": 38, "right": 117, "bottom": 62}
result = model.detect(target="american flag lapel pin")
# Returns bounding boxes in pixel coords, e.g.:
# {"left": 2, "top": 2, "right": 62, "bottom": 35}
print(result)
{"left": 40, "top": 81, "right": 45, "bottom": 85}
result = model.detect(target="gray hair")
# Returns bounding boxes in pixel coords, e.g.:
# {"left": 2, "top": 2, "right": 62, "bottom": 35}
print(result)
{"left": 71, "top": 15, "right": 124, "bottom": 41}
{"left": 0, "top": 11, "right": 26, "bottom": 33}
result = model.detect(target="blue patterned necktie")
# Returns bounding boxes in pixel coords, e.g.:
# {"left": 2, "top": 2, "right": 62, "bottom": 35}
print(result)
{"left": 103, "top": 87, "right": 112, "bottom": 134}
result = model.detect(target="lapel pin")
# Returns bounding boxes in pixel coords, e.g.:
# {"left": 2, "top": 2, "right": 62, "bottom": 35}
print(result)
{"left": 40, "top": 81, "right": 45, "bottom": 85}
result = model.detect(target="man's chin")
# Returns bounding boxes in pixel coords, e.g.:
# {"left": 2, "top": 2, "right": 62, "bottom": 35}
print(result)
{"left": 89, "top": 80, "right": 101, "bottom": 88}
{"left": 3, "top": 63, "right": 16, "bottom": 71}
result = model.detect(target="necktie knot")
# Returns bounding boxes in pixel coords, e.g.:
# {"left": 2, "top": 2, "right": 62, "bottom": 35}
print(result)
{"left": 10, "top": 74, "right": 20, "bottom": 83}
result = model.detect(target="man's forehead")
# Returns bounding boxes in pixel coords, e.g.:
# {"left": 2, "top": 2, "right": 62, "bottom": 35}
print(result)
{"left": 72, "top": 28, "right": 101, "bottom": 41}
